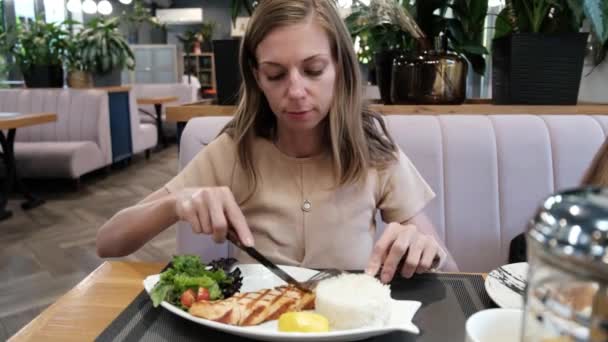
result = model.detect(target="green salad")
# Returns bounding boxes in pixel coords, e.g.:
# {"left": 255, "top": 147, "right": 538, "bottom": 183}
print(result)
{"left": 150, "top": 255, "right": 243, "bottom": 310}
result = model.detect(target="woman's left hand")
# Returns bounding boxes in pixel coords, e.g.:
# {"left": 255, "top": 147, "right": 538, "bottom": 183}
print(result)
{"left": 365, "top": 222, "right": 447, "bottom": 283}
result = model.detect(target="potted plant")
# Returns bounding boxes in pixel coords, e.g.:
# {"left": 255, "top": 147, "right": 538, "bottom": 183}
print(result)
{"left": 346, "top": 0, "right": 415, "bottom": 104}
{"left": 178, "top": 30, "right": 201, "bottom": 55}
{"left": 3, "top": 17, "right": 68, "bottom": 88}
{"left": 347, "top": 0, "right": 488, "bottom": 104}
{"left": 230, "top": 0, "right": 258, "bottom": 23}
{"left": 199, "top": 21, "right": 216, "bottom": 52}
{"left": 492, "top": 0, "right": 608, "bottom": 104}
{"left": 121, "top": 0, "right": 165, "bottom": 44}
{"left": 62, "top": 20, "right": 92, "bottom": 88}
{"left": 0, "top": 25, "right": 8, "bottom": 83}
{"left": 79, "top": 17, "right": 135, "bottom": 87}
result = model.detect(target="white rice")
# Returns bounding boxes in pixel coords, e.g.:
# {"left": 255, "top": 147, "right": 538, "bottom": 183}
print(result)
{"left": 314, "top": 273, "right": 391, "bottom": 330}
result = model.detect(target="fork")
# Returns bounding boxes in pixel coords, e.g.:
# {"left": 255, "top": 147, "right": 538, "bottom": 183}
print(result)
{"left": 279, "top": 253, "right": 443, "bottom": 291}
{"left": 300, "top": 268, "right": 344, "bottom": 291}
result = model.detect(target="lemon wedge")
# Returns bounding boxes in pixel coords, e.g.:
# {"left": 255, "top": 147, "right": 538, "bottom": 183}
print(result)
{"left": 278, "top": 312, "right": 330, "bottom": 333}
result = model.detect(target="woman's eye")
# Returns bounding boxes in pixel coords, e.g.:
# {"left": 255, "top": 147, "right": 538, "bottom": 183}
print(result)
{"left": 267, "top": 74, "right": 285, "bottom": 81}
{"left": 306, "top": 69, "right": 324, "bottom": 77}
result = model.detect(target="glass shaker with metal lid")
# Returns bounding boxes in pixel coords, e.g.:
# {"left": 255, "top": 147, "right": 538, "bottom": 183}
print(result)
{"left": 523, "top": 187, "right": 608, "bottom": 341}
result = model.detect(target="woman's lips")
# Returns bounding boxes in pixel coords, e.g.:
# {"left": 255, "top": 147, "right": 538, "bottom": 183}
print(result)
{"left": 286, "top": 110, "right": 312, "bottom": 115}
{"left": 285, "top": 110, "right": 313, "bottom": 119}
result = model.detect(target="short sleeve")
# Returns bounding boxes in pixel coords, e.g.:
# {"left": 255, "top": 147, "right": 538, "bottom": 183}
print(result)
{"left": 377, "top": 148, "right": 435, "bottom": 224}
{"left": 164, "top": 133, "right": 236, "bottom": 194}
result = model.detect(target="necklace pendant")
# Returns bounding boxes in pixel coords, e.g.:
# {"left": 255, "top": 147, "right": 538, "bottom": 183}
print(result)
{"left": 302, "top": 199, "right": 312, "bottom": 212}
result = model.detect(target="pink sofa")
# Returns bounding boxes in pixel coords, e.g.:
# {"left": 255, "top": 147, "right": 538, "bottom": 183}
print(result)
{"left": 0, "top": 89, "right": 113, "bottom": 179}
{"left": 174, "top": 114, "right": 608, "bottom": 272}
{"left": 0, "top": 88, "right": 157, "bottom": 179}
{"left": 131, "top": 83, "right": 199, "bottom": 139}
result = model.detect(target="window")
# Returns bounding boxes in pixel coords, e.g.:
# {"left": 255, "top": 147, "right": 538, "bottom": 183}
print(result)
{"left": 0, "top": 0, "right": 5, "bottom": 29}
{"left": 0, "top": 0, "right": 7, "bottom": 84}
{"left": 44, "top": 0, "right": 66, "bottom": 23}
{"left": 14, "top": 0, "right": 36, "bottom": 21}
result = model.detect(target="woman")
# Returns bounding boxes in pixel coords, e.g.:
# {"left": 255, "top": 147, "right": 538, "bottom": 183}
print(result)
{"left": 581, "top": 138, "right": 608, "bottom": 186}
{"left": 96, "top": 0, "right": 459, "bottom": 283}
{"left": 509, "top": 138, "right": 608, "bottom": 263}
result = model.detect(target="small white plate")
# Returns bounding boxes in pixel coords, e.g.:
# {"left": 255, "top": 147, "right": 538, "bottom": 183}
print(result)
{"left": 143, "top": 264, "right": 421, "bottom": 342}
{"left": 484, "top": 262, "right": 528, "bottom": 309}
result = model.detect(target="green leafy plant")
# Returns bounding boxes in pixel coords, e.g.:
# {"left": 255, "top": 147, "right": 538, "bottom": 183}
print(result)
{"left": 0, "top": 25, "right": 9, "bottom": 86}
{"left": 177, "top": 30, "right": 201, "bottom": 54}
{"left": 495, "top": 0, "right": 608, "bottom": 66}
{"left": 122, "top": 0, "right": 165, "bottom": 29}
{"left": 445, "top": 0, "right": 489, "bottom": 75}
{"left": 495, "top": 0, "right": 607, "bottom": 41}
{"left": 199, "top": 21, "right": 216, "bottom": 44}
{"left": 63, "top": 20, "right": 87, "bottom": 72}
{"left": 121, "top": 0, "right": 165, "bottom": 44}
{"left": 346, "top": 0, "right": 489, "bottom": 75}
{"left": 2, "top": 17, "right": 69, "bottom": 74}
{"left": 230, "top": 0, "right": 259, "bottom": 23}
{"left": 79, "top": 17, "right": 135, "bottom": 75}
{"left": 345, "top": 0, "right": 418, "bottom": 64}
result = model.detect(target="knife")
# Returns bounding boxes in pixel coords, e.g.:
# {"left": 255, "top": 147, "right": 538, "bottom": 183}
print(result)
{"left": 225, "top": 229, "right": 310, "bottom": 292}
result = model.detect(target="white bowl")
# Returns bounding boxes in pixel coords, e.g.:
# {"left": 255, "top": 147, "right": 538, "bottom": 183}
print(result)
{"left": 465, "top": 308, "right": 523, "bottom": 342}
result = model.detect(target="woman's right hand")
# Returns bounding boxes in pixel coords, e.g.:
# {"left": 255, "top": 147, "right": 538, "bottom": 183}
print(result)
{"left": 174, "top": 187, "right": 254, "bottom": 247}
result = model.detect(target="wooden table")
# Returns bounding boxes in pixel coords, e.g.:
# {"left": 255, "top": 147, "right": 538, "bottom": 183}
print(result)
{"left": 96, "top": 86, "right": 133, "bottom": 93}
{"left": 9, "top": 260, "right": 488, "bottom": 341}
{"left": 9, "top": 261, "right": 164, "bottom": 342}
{"left": 137, "top": 96, "right": 179, "bottom": 148}
{"left": 0, "top": 112, "right": 57, "bottom": 220}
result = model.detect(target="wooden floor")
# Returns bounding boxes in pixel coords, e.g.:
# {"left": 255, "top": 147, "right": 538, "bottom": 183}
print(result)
{"left": 0, "top": 146, "right": 179, "bottom": 340}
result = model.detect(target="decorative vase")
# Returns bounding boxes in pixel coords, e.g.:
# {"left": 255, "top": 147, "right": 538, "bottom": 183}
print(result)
{"left": 193, "top": 41, "right": 202, "bottom": 55}
{"left": 391, "top": 50, "right": 467, "bottom": 104}
{"left": 67, "top": 70, "right": 93, "bottom": 88}
{"left": 201, "top": 41, "right": 212, "bottom": 52}
{"left": 373, "top": 50, "right": 397, "bottom": 104}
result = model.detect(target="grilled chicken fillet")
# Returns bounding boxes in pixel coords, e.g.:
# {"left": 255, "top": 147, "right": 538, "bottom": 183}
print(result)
{"left": 189, "top": 285, "right": 315, "bottom": 326}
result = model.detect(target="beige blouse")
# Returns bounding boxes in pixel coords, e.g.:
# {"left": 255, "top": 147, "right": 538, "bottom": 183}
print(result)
{"left": 164, "top": 133, "right": 435, "bottom": 270}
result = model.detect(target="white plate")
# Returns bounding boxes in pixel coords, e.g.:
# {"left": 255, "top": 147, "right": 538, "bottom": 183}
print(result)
{"left": 484, "top": 262, "right": 528, "bottom": 309}
{"left": 143, "top": 264, "right": 421, "bottom": 342}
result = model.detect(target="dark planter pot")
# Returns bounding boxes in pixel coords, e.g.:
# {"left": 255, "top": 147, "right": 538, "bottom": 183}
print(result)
{"left": 93, "top": 69, "right": 122, "bottom": 87}
{"left": 212, "top": 39, "right": 242, "bottom": 105}
{"left": 391, "top": 50, "right": 468, "bottom": 104}
{"left": 492, "top": 33, "right": 588, "bottom": 105}
{"left": 201, "top": 41, "right": 213, "bottom": 52}
{"left": 23, "top": 65, "right": 64, "bottom": 88}
{"left": 374, "top": 50, "right": 397, "bottom": 104}
{"left": 128, "top": 30, "right": 139, "bottom": 44}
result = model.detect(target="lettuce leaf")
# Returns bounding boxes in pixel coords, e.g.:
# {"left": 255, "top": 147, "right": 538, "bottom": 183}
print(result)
{"left": 150, "top": 283, "right": 173, "bottom": 308}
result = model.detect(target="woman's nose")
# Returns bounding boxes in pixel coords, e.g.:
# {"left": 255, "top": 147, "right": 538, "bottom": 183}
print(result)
{"left": 286, "top": 71, "right": 306, "bottom": 99}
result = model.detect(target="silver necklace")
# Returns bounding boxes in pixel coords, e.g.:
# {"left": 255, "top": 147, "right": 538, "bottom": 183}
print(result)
{"left": 300, "top": 164, "right": 312, "bottom": 212}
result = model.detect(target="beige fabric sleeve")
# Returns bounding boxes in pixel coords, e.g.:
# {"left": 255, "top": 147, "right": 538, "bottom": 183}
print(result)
{"left": 164, "top": 133, "right": 236, "bottom": 194}
{"left": 377, "top": 149, "right": 436, "bottom": 224}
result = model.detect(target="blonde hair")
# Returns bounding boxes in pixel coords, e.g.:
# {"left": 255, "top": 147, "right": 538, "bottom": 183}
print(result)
{"left": 222, "top": 0, "right": 396, "bottom": 194}
{"left": 581, "top": 138, "right": 608, "bottom": 186}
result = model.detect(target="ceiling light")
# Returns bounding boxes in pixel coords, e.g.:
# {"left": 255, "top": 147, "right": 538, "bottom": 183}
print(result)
{"left": 82, "top": 0, "right": 97, "bottom": 14}
{"left": 97, "top": 0, "right": 113, "bottom": 15}
{"left": 66, "top": 0, "right": 82, "bottom": 13}
{"left": 119, "top": 0, "right": 133, "bottom": 4}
